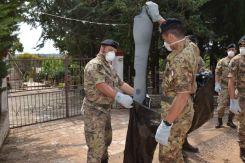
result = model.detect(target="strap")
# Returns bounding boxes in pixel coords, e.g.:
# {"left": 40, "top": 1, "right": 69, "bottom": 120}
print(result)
{"left": 144, "top": 5, "right": 153, "bottom": 23}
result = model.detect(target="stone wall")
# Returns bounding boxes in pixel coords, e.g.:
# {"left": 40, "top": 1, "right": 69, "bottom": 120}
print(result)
{"left": 0, "top": 78, "right": 9, "bottom": 148}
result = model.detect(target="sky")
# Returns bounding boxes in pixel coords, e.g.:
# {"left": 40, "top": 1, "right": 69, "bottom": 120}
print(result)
{"left": 17, "top": 23, "right": 60, "bottom": 54}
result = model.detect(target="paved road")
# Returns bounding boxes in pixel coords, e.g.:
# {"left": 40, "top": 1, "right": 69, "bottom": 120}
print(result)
{"left": 0, "top": 109, "right": 243, "bottom": 163}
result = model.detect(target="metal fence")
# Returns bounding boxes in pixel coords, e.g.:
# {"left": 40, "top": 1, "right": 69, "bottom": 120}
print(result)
{"left": 8, "top": 57, "right": 91, "bottom": 128}
{"left": 7, "top": 56, "right": 163, "bottom": 128}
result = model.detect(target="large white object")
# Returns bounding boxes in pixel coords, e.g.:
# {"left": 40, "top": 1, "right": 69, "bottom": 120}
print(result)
{"left": 133, "top": 1, "right": 163, "bottom": 103}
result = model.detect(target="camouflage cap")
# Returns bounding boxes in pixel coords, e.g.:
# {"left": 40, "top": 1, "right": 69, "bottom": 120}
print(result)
{"left": 238, "top": 35, "right": 245, "bottom": 45}
{"left": 227, "top": 43, "right": 236, "bottom": 50}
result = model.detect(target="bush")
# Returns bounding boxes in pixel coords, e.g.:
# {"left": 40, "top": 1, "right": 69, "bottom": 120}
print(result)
{"left": 16, "top": 53, "right": 42, "bottom": 60}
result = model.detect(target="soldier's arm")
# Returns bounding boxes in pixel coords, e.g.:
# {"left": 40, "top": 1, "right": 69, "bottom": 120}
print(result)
{"left": 228, "top": 76, "right": 235, "bottom": 99}
{"left": 96, "top": 83, "right": 117, "bottom": 99}
{"left": 228, "top": 59, "right": 237, "bottom": 99}
{"left": 120, "top": 83, "right": 134, "bottom": 96}
{"left": 215, "top": 60, "right": 222, "bottom": 83}
{"left": 165, "top": 92, "right": 190, "bottom": 123}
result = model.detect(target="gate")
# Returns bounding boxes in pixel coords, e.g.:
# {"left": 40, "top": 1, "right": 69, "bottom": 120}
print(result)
{"left": 8, "top": 57, "right": 91, "bottom": 128}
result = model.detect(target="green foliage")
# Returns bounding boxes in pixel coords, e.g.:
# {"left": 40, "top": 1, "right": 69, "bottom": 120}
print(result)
{"left": 39, "top": 59, "right": 65, "bottom": 83}
{"left": 0, "top": 0, "right": 26, "bottom": 58}
{"left": 16, "top": 53, "right": 42, "bottom": 60}
{"left": 26, "top": 0, "right": 245, "bottom": 73}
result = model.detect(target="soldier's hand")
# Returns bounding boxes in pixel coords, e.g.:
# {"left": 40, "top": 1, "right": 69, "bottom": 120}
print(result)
{"left": 155, "top": 120, "right": 172, "bottom": 145}
{"left": 115, "top": 92, "right": 133, "bottom": 108}
{"left": 229, "top": 99, "right": 241, "bottom": 115}
{"left": 215, "top": 82, "right": 221, "bottom": 93}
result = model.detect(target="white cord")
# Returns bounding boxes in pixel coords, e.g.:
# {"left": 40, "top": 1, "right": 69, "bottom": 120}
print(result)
{"left": 40, "top": 12, "right": 127, "bottom": 26}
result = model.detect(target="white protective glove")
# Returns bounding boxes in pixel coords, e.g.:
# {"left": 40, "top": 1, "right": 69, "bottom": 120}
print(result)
{"left": 115, "top": 92, "right": 133, "bottom": 108}
{"left": 230, "top": 99, "right": 241, "bottom": 115}
{"left": 215, "top": 82, "right": 222, "bottom": 93}
{"left": 155, "top": 120, "right": 172, "bottom": 145}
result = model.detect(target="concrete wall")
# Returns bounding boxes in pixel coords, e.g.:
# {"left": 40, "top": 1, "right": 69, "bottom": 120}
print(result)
{"left": 0, "top": 78, "right": 9, "bottom": 148}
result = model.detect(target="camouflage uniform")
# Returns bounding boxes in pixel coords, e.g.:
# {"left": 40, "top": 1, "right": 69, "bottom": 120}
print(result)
{"left": 159, "top": 39, "right": 199, "bottom": 163}
{"left": 215, "top": 57, "right": 232, "bottom": 118}
{"left": 228, "top": 54, "right": 245, "bottom": 149}
{"left": 83, "top": 53, "right": 124, "bottom": 163}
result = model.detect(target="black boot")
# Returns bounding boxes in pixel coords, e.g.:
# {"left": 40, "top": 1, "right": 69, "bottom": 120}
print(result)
{"left": 227, "top": 112, "right": 237, "bottom": 129}
{"left": 240, "top": 148, "right": 245, "bottom": 162}
{"left": 183, "top": 137, "right": 199, "bottom": 153}
{"left": 215, "top": 118, "right": 223, "bottom": 128}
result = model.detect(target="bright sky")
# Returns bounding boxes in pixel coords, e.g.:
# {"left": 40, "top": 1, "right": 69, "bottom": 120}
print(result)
{"left": 17, "top": 23, "right": 60, "bottom": 54}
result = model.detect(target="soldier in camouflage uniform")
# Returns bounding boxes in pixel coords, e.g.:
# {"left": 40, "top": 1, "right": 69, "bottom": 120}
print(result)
{"left": 228, "top": 35, "right": 245, "bottom": 162}
{"left": 215, "top": 43, "right": 237, "bottom": 128}
{"left": 82, "top": 39, "right": 134, "bottom": 163}
{"left": 155, "top": 19, "right": 199, "bottom": 163}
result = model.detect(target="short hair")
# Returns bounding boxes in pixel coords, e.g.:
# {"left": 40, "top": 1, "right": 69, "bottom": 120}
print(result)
{"left": 160, "top": 18, "right": 185, "bottom": 38}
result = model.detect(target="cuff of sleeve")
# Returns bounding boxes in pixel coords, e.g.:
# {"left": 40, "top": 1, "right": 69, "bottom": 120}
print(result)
{"left": 95, "top": 79, "right": 106, "bottom": 85}
{"left": 152, "top": 15, "right": 163, "bottom": 22}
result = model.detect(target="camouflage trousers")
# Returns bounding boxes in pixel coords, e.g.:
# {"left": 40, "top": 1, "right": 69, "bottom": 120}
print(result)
{"left": 83, "top": 101, "right": 112, "bottom": 163}
{"left": 159, "top": 97, "right": 194, "bottom": 163}
{"left": 217, "top": 87, "right": 229, "bottom": 118}
{"left": 238, "top": 96, "right": 245, "bottom": 148}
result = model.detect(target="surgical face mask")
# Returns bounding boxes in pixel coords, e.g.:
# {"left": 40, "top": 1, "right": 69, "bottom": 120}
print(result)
{"left": 240, "top": 47, "right": 245, "bottom": 55}
{"left": 227, "top": 51, "right": 235, "bottom": 58}
{"left": 105, "top": 51, "right": 116, "bottom": 62}
{"left": 164, "top": 37, "right": 186, "bottom": 51}
{"left": 164, "top": 42, "right": 172, "bottom": 51}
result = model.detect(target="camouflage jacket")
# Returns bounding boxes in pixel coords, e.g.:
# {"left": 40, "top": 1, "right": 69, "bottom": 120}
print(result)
{"left": 162, "top": 39, "right": 199, "bottom": 98}
{"left": 215, "top": 56, "right": 232, "bottom": 87}
{"left": 84, "top": 53, "right": 124, "bottom": 107}
{"left": 228, "top": 54, "right": 245, "bottom": 96}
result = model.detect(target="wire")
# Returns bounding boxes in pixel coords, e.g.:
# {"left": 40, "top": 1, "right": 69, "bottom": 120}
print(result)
{"left": 40, "top": 12, "right": 127, "bottom": 26}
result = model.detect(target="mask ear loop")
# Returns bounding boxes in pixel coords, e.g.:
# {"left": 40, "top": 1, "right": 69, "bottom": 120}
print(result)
{"left": 169, "top": 36, "right": 187, "bottom": 46}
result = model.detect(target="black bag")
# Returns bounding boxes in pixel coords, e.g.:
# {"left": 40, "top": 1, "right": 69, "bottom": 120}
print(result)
{"left": 123, "top": 72, "right": 214, "bottom": 163}
{"left": 188, "top": 71, "right": 214, "bottom": 133}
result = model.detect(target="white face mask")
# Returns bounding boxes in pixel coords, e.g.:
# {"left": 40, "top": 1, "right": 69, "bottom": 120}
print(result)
{"left": 105, "top": 51, "right": 116, "bottom": 62}
{"left": 164, "top": 42, "right": 172, "bottom": 51}
{"left": 240, "top": 47, "right": 245, "bottom": 55}
{"left": 164, "top": 37, "right": 186, "bottom": 51}
{"left": 227, "top": 51, "right": 235, "bottom": 58}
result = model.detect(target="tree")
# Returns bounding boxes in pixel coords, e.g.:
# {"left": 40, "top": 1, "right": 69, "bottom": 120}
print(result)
{"left": 0, "top": 0, "right": 26, "bottom": 58}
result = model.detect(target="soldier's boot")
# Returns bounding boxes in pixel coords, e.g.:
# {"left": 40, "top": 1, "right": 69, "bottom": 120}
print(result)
{"left": 101, "top": 158, "right": 108, "bottom": 163}
{"left": 215, "top": 118, "right": 223, "bottom": 128}
{"left": 227, "top": 112, "right": 237, "bottom": 129}
{"left": 240, "top": 148, "right": 245, "bottom": 162}
{"left": 183, "top": 137, "right": 199, "bottom": 153}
